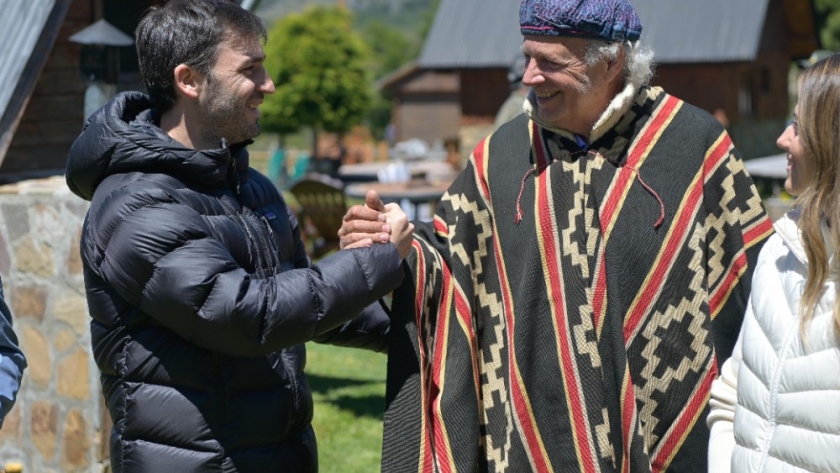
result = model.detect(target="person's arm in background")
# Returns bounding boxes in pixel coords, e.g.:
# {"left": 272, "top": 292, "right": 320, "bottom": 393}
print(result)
{"left": 701, "top": 128, "right": 770, "bottom": 472}
{"left": 310, "top": 300, "right": 390, "bottom": 353}
{"left": 0, "top": 276, "right": 26, "bottom": 429}
{"left": 706, "top": 308, "right": 745, "bottom": 473}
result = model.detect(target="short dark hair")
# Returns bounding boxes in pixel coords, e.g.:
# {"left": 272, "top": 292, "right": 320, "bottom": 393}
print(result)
{"left": 135, "top": 0, "right": 267, "bottom": 113}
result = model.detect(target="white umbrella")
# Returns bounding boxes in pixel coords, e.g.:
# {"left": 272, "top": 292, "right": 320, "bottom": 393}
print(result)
{"left": 745, "top": 153, "right": 787, "bottom": 180}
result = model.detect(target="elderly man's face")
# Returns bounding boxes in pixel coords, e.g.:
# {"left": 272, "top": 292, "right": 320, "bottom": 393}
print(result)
{"left": 521, "top": 35, "right": 620, "bottom": 137}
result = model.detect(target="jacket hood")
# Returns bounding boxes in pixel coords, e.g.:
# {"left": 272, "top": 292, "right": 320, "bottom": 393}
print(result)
{"left": 775, "top": 207, "right": 836, "bottom": 268}
{"left": 775, "top": 209, "right": 806, "bottom": 264}
{"left": 66, "top": 91, "right": 251, "bottom": 201}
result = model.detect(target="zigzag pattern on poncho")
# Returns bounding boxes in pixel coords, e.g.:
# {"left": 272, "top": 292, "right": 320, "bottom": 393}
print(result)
{"left": 382, "top": 86, "right": 772, "bottom": 473}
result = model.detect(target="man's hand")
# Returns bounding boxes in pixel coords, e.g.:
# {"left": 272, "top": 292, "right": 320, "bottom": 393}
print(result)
{"left": 339, "top": 190, "right": 414, "bottom": 259}
{"left": 339, "top": 190, "right": 391, "bottom": 249}
{"left": 383, "top": 202, "right": 414, "bottom": 260}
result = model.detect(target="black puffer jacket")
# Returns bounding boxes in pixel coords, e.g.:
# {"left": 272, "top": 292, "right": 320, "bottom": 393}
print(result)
{"left": 66, "top": 92, "right": 401, "bottom": 473}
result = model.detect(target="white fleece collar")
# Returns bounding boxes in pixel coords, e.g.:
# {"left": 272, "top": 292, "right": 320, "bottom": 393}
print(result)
{"left": 523, "top": 81, "right": 642, "bottom": 143}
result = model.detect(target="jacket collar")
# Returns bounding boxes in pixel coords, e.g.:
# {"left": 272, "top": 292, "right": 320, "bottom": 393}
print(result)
{"left": 523, "top": 79, "right": 650, "bottom": 144}
{"left": 66, "top": 92, "right": 252, "bottom": 201}
{"left": 775, "top": 207, "right": 836, "bottom": 268}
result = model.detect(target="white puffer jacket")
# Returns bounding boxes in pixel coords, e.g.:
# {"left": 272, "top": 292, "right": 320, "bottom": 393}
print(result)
{"left": 707, "top": 210, "right": 840, "bottom": 473}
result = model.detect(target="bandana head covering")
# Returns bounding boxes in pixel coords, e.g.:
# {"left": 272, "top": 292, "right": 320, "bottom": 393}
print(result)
{"left": 520, "top": 0, "right": 642, "bottom": 42}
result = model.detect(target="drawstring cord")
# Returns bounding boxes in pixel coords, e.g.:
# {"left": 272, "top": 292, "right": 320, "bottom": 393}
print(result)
{"left": 514, "top": 148, "right": 586, "bottom": 224}
{"left": 513, "top": 152, "right": 665, "bottom": 229}
{"left": 515, "top": 166, "right": 541, "bottom": 224}
{"left": 623, "top": 164, "right": 665, "bottom": 229}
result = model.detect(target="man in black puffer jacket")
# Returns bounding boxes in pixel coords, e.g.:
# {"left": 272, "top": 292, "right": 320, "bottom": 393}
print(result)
{"left": 65, "top": 1, "right": 412, "bottom": 471}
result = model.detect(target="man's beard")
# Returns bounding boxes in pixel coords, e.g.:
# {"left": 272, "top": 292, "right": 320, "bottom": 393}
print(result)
{"left": 198, "top": 80, "right": 259, "bottom": 147}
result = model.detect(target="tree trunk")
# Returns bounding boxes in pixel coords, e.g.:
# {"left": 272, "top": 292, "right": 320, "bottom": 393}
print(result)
{"left": 311, "top": 127, "right": 319, "bottom": 160}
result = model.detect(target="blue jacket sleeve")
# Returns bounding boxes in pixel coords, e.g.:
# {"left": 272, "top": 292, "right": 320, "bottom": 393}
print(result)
{"left": 0, "top": 278, "right": 26, "bottom": 429}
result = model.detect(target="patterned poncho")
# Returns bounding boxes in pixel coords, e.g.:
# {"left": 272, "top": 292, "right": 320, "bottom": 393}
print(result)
{"left": 381, "top": 87, "right": 772, "bottom": 473}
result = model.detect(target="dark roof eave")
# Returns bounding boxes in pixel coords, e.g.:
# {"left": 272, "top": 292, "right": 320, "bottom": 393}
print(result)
{"left": 0, "top": 0, "right": 74, "bottom": 169}
{"left": 376, "top": 61, "right": 421, "bottom": 92}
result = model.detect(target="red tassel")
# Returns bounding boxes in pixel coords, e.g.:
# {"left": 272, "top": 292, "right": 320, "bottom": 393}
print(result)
{"left": 514, "top": 167, "right": 538, "bottom": 224}
{"left": 624, "top": 164, "right": 665, "bottom": 229}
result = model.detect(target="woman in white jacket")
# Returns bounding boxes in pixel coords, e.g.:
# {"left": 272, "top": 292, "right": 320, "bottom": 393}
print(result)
{"left": 707, "top": 53, "right": 840, "bottom": 472}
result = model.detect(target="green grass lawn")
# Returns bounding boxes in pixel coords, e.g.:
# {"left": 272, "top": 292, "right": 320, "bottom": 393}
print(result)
{"left": 254, "top": 139, "right": 387, "bottom": 471}
{"left": 305, "top": 341, "right": 388, "bottom": 473}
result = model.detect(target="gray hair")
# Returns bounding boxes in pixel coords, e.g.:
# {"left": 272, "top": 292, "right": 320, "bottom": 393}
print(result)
{"left": 584, "top": 40, "right": 655, "bottom": 87}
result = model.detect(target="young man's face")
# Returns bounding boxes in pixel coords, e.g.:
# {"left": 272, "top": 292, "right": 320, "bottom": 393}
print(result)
{"left": 197, "top": 34, "right": 275, "bottom": 146}
{"left": 521, "top": 35, "right": 619, "bottom": 137}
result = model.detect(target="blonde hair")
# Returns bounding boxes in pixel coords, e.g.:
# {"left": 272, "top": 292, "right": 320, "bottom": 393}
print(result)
{"left": 795, "top": 52, "right": 840, "bottom": 338}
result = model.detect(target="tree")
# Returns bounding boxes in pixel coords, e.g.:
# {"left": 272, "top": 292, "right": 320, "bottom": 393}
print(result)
{"left": 262, "top": 6, "right": 372, "bottom": 157}
{"left": 363, "top": 20, "right": 418, "bottom": 80}
{"left": 360, "top": 20, "right": 420, "bottom": 139}
{"left": 358, "top": 0, "right": 439, "bottom": 140}
{"left": 816, "top": 0, "right": 840, "bottom": 50}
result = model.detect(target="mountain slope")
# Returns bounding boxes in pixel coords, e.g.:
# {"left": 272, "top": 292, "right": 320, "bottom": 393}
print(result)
{"left": 256, "top": 0, "right": 437, "bottom": 32}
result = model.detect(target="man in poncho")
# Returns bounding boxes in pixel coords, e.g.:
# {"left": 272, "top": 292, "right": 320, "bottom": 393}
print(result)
{"left": 342, "top": 0, "right": 772, "bottom": 470}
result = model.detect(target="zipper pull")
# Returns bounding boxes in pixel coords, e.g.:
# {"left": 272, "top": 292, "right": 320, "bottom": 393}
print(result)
{"left": 232, "top": 170, "right": 241, "bottom": 195}
{"left": 260, "top": 215, "right": 274, "bottom": 237}
{"left": 221, "top": 138, "right": 241, "bottom": 195}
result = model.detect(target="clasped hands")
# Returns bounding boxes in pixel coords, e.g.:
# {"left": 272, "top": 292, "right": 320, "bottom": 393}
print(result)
{"left": 339, "top": 190, "right": 414, "bottom": 259}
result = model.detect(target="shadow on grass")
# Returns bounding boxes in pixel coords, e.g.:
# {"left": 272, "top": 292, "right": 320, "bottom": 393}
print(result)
{"left": 307, "top": 373, "right": 386, "bottom": 420}
{"left": 307, "top": 373, "right": 377, "bottom": 392}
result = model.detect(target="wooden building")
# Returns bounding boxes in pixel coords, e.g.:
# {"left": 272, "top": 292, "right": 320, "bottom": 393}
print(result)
{"left": 0, "top": 0, "right": 156, "bottom": 181}
{"left": 378, "top": 63, "right": 461, "bottom": 145}
{"left": 384, "top": 0, "right": 820, "bottom": 159}
{"left": 0, "top": 0, "right": 79, "bottom": 180}
{"left": 0, "top": 0, "right": 259, "bottom": 183}
{"left": 641, "top": 0, "right": 818, "bottom": 126}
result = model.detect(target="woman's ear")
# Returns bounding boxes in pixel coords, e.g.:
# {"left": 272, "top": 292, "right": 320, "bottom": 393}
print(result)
{"left": 172, "top": 64, "right": 203, "bottom": 100}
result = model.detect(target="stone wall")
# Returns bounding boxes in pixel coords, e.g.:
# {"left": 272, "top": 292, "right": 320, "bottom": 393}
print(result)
{"left": 0, "top": 176, "right": 105, "bottom": 472}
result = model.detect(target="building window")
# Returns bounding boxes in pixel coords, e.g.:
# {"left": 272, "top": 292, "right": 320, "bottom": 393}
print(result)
{"left": 760, "top": 67, "right": 771, "bottom": 94}
{"left": 739, "top": 72, "right": 753, "bottom": 117}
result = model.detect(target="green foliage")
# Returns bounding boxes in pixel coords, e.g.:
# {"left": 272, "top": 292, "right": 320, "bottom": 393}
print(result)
{"left": 816, "top": 0, "right": 840, "bottom": 50}
{"left": 349, "top": 0, "right": 439, "bottom": 36}
{"left": 362, "top": 20, "right": 418, "bottom": 79}
{"left": 365, "top": 92, "right": 395, "bottom": 141}
{"left": 360, "top": 20, "right": 422, "bottom": 139}
{"left": 356, "top": 0, "right": 440, "bottom": 139}
{"left": 417, "top": 0, "right": 441, "bottom": 43}
{"left": 822, "top": 11, "right": 840, "bottom": 51}
{"left": 259, "top": 0, "right": 441, "bottom": 141}
{"left": 305, "top": 341, "right": 387, "bottom": 473}
{"left": 262, "top": 6, "right": 372, "bottom": 137}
